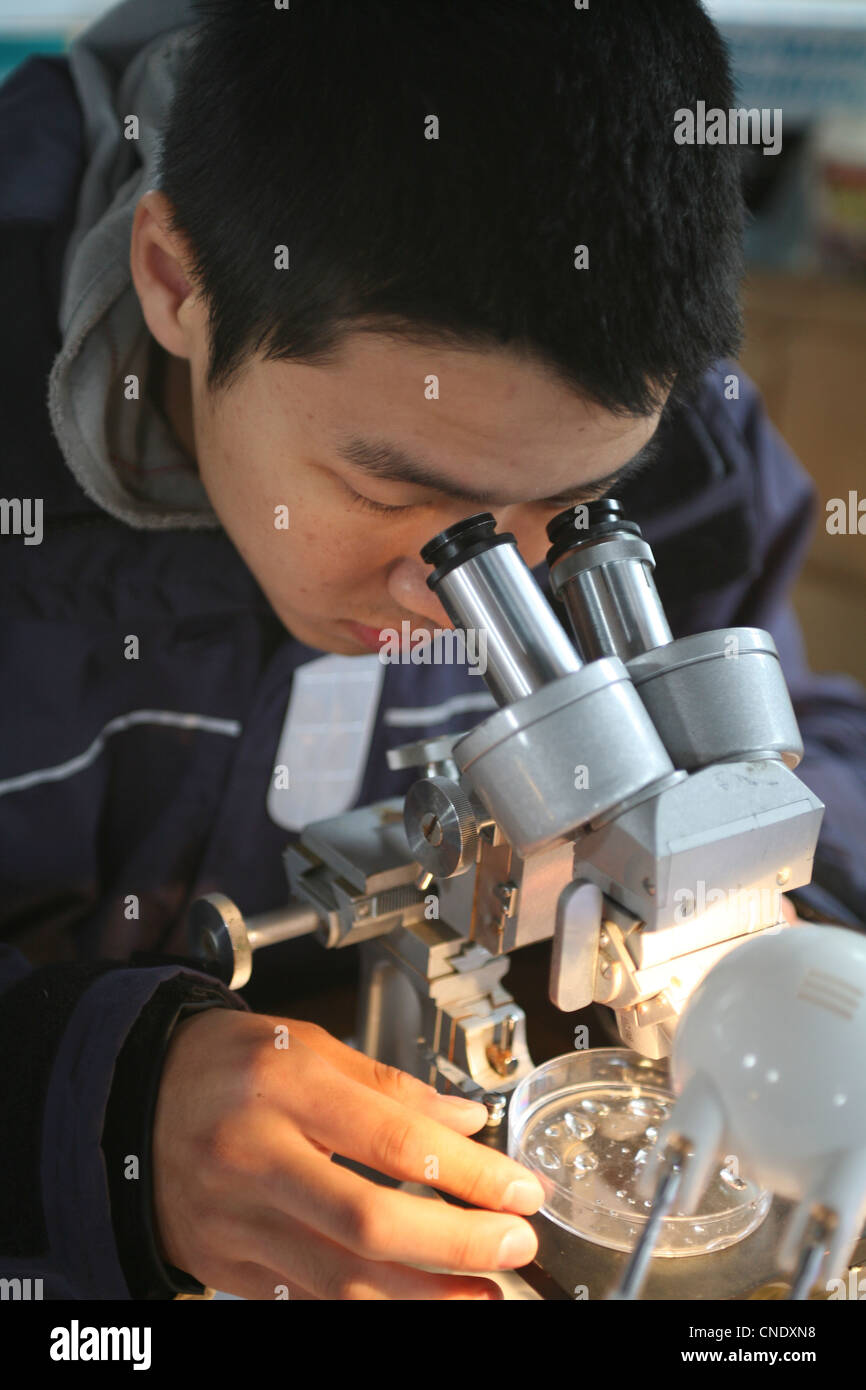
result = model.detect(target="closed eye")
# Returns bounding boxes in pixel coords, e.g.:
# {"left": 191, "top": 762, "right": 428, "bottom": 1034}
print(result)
{"left": 337, "top": 426, "right": 663, "bottom": 520}
{"left": 347, "top": 490, "right": 417, "bottom": 516}
{"left": 345, "top": 484, "right": 610, "bottom": 518}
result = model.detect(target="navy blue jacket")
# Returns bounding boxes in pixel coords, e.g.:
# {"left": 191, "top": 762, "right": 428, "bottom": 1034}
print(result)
{"left": 2, "top": 55, "right": 865, "bottom": 1300}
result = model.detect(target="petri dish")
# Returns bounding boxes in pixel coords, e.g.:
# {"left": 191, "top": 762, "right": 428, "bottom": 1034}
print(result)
{"left": 507, "top": 1048, "right": 771, "bottom": 1257}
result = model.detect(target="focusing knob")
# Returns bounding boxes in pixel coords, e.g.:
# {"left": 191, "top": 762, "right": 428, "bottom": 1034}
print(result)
{"left": 404, "top": 777, "right": 479, "bottom": 878}
{"left": 187, "top": 892, "right": 252, "bottom": 989}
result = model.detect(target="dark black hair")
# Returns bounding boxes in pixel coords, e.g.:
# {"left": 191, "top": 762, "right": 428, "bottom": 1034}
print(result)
{"left": 157, "top": 0, "right": 745, "bottom": 415}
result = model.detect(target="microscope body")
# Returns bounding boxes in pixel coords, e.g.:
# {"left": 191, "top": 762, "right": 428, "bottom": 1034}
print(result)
{"left": 191, "top": 501, "right": 824, "bottom": 1100}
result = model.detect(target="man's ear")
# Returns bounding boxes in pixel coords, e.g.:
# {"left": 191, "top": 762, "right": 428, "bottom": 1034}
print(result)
{"left": 129, "top": 189, "right": 198, "bottom": 360}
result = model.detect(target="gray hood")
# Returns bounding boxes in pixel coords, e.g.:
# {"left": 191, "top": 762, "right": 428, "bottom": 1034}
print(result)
{"left": 47, "top": 0, "right": 220, "bottom": 530}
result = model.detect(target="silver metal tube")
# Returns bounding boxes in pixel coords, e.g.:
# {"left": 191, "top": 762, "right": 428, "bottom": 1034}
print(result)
{"left": 562, "top": 560, "right": 673, "bottom": 662}
{"left": 434, "top": 543, "right": 582, "bottom": 706}
{"left": 785, "top": 1213, "right": 835, "bottom": 1301}
{"left": 246, "top": 902, "right": 320, "bottom": 949}
{"left": 549, "top": 534, "right": 672, "bottom": 663}
{"left": 608, "top": 1143, "right": 685, "bottom": 1300}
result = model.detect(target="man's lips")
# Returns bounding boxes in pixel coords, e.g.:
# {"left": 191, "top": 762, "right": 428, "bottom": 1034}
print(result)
{"left": 344, "top": 621, "right": 388, "bottom": 650}
{"left": 343, "top": 619, "right": 437, "bottom": 652}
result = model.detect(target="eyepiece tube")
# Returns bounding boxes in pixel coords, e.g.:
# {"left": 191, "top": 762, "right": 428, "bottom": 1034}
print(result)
{"left": 545, "top": 501, "right": 673, "bottom": 663}
{"left": 421, "top": 513, "right": 582, "bottom": 706}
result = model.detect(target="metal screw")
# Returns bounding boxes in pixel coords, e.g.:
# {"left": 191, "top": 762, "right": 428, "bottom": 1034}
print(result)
{"left": 495, "top": 882, "right": 517, "bottom": 916}
{"left": 486, "top": 1013, "right": 519, "bottom": 1077}
{"left": 481, "top": 1092, "right": 507, "bottom": 1128}
{"left": 421, "top": 812, "right": 444, "bottom": 847}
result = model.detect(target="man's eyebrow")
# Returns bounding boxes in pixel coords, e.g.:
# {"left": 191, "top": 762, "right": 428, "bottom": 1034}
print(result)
{"left": 333, "top": 431, "right": 661, "bottom": 507}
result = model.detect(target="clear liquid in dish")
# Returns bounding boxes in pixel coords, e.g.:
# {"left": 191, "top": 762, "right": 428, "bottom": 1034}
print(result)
{"left": 510, "top": 1051, "right": 770, "bottom": 1256}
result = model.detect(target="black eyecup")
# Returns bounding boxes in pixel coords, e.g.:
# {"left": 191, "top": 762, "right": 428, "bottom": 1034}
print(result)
{"left": 545, "top": 498, "right": 642, "bottom": 567}
{"left": 421, "top": 513, "right": 517, "bottom": 590}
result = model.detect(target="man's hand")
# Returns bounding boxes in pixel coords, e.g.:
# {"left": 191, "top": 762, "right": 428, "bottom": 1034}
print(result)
{"left": 152, "top": 1010, "right": 545, "bottom": 1300}
{"left": 781, "top": 894, "right": 809, "bottom": 927}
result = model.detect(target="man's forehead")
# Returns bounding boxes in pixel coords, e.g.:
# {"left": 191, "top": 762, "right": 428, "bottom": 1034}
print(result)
{"left": 278, "top": 330, "right": 667, "bottom": 505}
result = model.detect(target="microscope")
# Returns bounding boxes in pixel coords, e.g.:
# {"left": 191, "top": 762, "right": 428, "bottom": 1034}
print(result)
{"left": 189, "top": 500, "right": 866, "bottom": 1299}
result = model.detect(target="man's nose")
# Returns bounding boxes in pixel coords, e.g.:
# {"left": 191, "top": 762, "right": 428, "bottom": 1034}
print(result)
{"left": 385, "top": 514, "right": 551, "bottom": 628}
{"left": 386, "top": 556, "right": 454, "bottom": 628}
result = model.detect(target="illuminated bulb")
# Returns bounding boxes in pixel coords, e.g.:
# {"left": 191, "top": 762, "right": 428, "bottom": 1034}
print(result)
{"left": 637, "top": 925, "right": 866, "bottom": 1282}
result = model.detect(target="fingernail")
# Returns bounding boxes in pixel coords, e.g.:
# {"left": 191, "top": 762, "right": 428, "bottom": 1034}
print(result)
{"left": 502, "top": 1178, "right": 545, "bottom": 1213}
{"left": 439, "top": 1095, "right": 487, "bottom": 1113}
{"left": 497, "top": 1226, "right": 537, "bottom": 1269}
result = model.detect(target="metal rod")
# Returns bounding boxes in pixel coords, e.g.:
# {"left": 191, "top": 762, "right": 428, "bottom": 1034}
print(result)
{"left": 608, "top": 1143, "right": 685, "bottom": 1301}
{"left": 246, "top": 902, "right": 320, "bottom": 949}
{"left": 783, "top": 1239, "right": 834, "bottom": 1301}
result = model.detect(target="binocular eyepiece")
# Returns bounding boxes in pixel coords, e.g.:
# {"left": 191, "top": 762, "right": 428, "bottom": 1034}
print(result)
{"left": 419, "top": 500, "right": 672, "bottom": 707}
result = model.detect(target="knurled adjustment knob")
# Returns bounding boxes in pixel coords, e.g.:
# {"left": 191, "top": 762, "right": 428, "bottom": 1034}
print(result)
{"left": 403, "top": 776, "right": 479, "bottom": 879}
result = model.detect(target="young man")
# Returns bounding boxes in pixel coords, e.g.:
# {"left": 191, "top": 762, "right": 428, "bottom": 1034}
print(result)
{"left": 1, "top": 0, "right": 864, "bottom": 1301}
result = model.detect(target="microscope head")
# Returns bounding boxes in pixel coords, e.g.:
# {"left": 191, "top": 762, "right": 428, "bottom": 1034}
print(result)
{"left": 404, "top": 503, "right": 824, "bottom": 1058}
